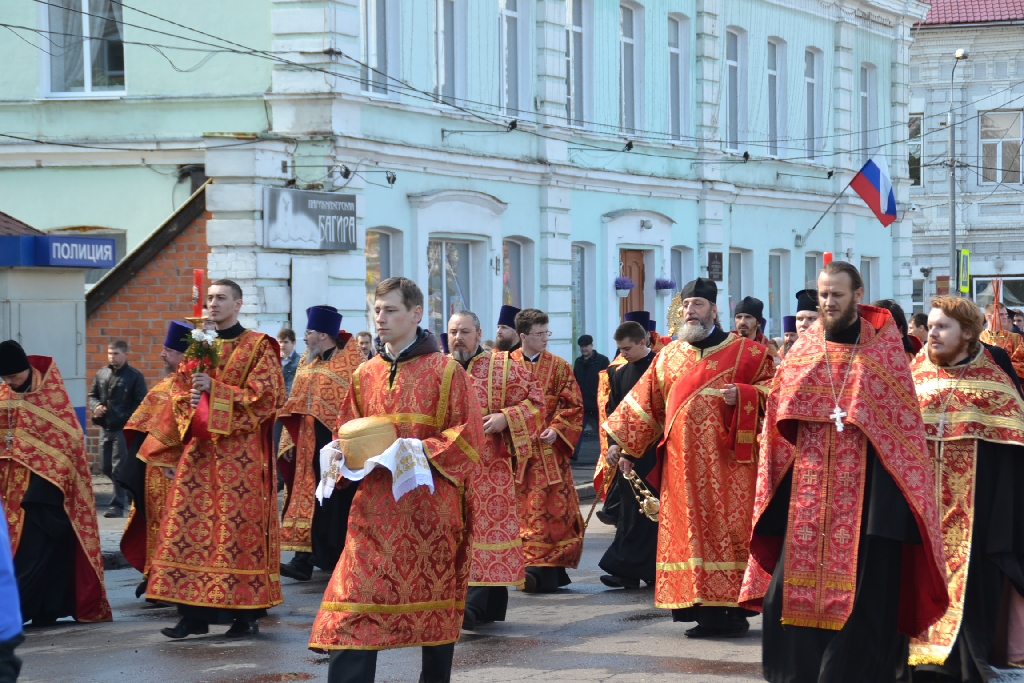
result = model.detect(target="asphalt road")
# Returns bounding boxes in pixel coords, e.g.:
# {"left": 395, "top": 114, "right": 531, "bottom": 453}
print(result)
{"left": 21, "top": 469, "right": 1024, "bottom": 682}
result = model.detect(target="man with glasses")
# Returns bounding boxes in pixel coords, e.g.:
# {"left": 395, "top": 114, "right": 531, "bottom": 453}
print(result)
{"left": 510, "top": 308, "right": 585, "bottom": 593}
{"left": 980, "top": 301, "right": 1024, "bottom": 381}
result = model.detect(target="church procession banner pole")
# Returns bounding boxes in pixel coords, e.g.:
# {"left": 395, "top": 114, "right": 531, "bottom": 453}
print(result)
{"left": 794, "top": 176, "right": 857, "bottom": 249}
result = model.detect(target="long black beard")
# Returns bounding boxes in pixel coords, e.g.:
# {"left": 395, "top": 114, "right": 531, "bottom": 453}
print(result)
{"left": 822, "top": 304, "right": 858, "bottom": 335}
{"left": 494, "top": 337, "right": 516, "bottom": 352}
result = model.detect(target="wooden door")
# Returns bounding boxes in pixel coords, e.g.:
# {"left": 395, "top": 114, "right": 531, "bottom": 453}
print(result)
{"left": 619, "top": 249, "right": 646, "bottom": 319}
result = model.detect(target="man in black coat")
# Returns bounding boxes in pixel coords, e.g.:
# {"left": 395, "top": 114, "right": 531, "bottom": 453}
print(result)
{"left": 572, "top": 334, "right": 609, "bottom": 460}
{"left": 89, "top": 339, "right": 147, "bottom": 518}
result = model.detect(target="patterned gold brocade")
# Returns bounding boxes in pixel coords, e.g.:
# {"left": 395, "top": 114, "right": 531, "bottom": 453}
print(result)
{"left": 510, "top": 349, "right": 585, "bottom": 569}
{"left": 308, "top": 351, "right": 485, "bottom": 651}
{"left": 980, "top": 329, "right": 1024, "bottom": 380}
{"left": 908, "top": 348, "right": 1024, "bottom": 665}
{"left": 461, "top": 351, "right": 544, "bottom": 587}
{"left": 121, "top": 371, "right": 191, "bottom": 575}
{"left": 0, "top": 358, "right": 112, "bottom": 622}
{"left": 593, "top": 355, "right": 628, "bottom": 500}
{"left": 604, "top": 334, "right": 774, "bottom": 611}
{"left": 146, "top": 331, "right": 286, "bottom": 610}
{"left": 743, "top": 307, "right": 948, "bottom": 638}
{"left": 277, "top": 339, "right": 362, "bottom": 552}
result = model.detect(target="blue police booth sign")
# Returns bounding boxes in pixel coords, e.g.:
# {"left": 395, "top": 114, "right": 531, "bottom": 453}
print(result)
{"left": 34, "top": 235, "right": 116, "bottom": 268}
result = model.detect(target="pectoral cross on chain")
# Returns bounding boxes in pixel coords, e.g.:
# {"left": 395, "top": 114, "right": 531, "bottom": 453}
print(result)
{"left": 830, "top": 405, "right": 847, "bottom": 433}
{"left": 936, "top": 413, "right": 947, "bottom": 438}
{"left": 3, "top": 432, "right": 12, "bottom": 451}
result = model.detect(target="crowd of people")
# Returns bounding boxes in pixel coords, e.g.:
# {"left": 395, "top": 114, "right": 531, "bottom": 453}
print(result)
{"left": 2, "top": 263, "right": 1024, "bottom": 682}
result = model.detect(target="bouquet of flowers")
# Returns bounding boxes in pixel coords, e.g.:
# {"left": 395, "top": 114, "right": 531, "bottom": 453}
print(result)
{"left": 182, "top": 328, "right": 221, "bottom": 376}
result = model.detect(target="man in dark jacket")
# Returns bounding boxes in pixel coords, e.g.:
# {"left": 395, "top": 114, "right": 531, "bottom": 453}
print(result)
{"left": 89, "top": 340, "right": 147, "bottom": 518}
{"left": 572, "top": 335, "right": 609, "bottom": 459}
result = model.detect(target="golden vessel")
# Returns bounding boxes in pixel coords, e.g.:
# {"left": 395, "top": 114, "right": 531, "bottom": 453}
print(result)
{"left": 337, "top": 416, "right": 397, "bottom": 469}
{"left": 624, "top": 470, "right": 661, "bottom": 522}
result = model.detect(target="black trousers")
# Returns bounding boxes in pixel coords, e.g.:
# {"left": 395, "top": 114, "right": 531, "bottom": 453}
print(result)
{"left": 465, "top": 586, "right": 509, "bottom": 622}
{"left": 327, "top": 644, "right": 455, "bottom": 683}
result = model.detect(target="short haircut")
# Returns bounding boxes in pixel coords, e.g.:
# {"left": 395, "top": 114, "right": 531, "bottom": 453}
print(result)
{"left": 356, "top": 331, "right": 373, "bottom": 341}
{"left": 820, "top": 261, "right": 864, "bottom": 293}
{"left": 614, "top": 321, "right": 647, "bottom": 344}
{"left": 871, "top": 299, "right": 909, "bottom": 336}
{"left": 910, "top": 313, "right": 928, "bottom": 329}
{"left": 277, "top": 328, "right": 296, "bottom": 343}
{"left": 1013, "top": 309, "right": 1024, "bottom": 318}
{"left": 374, "top": 277, "right": 423, "bottom": 310}
{"left": 984, "top": 301, "right": 1007, "bottom": 315}
{"left": 211, "top": 279, "right": 243, "bottom": 300}
{"left": 514, "top": 308, "right": 549, "bottom": 335}
{"left": 107, "top": 340, "right": 128, "bottom": 352}
{"left": 449, "top": 310, "right": 481, "bottom": 331}
{"left": 932, "top": 295, "right": 984, "bottom": 357}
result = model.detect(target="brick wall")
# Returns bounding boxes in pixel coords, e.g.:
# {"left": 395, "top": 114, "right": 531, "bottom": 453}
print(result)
{"left": 84, "top": 211, "right": 209, "bottom": 467}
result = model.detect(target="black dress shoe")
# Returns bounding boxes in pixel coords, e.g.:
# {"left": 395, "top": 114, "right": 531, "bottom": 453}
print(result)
{"left": 103, "top": 507, "right": 124, "bottom": 518}
{"left": 161, "top": 618, "right": 209, "bottom": 639}
{"left": 135, "top": 579, "right": 148, "bottom": 599}
{"left": 279, "top": 559, "right": 313, "bottom": 581}
{"left": 684, "top": 621, "right": 750, "bottom": 639}
{"left": 225, "top": 620, "right": 259, "bottom": 637}
{"left": 600, "top": 575, "right": 641, "bottom": 589}
{"left": 595, "top": 510, "right": 617, "bottom": 526}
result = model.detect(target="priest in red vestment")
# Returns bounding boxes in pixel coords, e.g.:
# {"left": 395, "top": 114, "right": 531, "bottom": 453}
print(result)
{"left": 278, "top": 306, "right": 364, "bottom": 581}
{"left": 0, "top": 340, "right": 111, "bottom": 625}
{"left": 980, "top": 301, "right": 1024, "bottom": 381}
{"left": 119, "top": 321, "right": 193, "bottom": 599}
{"left": 510, "top": 308, "right": 584, "bottom": 593}
{"left": 447, "top": 311, "right": 544, "bottom": 628}
{"left": 740, "top": 262, "right": 948, "bottom": 683}
{"left": 147, "top": 280, "right": 286, "bottom": 639}
{"left": 905, "top": 296, "right": 1024, "bottom": 681}
{"left": 309, "top": 278, "right": 485, "bottom": 683}
{"left": 604, "top": 278, "right": 774, "bottom": 637}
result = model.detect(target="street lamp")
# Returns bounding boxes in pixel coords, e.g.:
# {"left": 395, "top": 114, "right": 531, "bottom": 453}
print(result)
{"left": 949, "top": 49, "right": 969, "bottom": 295}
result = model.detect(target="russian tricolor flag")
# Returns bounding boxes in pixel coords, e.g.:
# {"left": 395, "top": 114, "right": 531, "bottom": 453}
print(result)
{"left": 850, "top": 156, "right": 898, "bottom": 227}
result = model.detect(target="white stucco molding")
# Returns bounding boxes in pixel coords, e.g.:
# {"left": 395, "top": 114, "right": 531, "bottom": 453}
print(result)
{"left": 407, "top": 190, "right": 509, "bottom": 216}
{"left": 601, "top": 209, "right": 677, "bottom": 225}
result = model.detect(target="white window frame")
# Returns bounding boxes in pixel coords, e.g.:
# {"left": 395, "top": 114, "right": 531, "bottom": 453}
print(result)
{"left": 768, "top": 249, "right": 791, "bottom": 337}
{"left": 804, "top": 252, "right": 823, "bottom": 289}
{"left": 911, "top": 278, "right": 925, "bottom": 315}
{"left": 728, "top": 248, "right": 753, "bottom": 326}
{"left": 619, "top": 4, "right": 637, "bottom": 132}
{"left": 804, "top": 48, "right": 823, "bottom": 160}
{"left": 499, "top": 0, "right": 521, "bottom": 116}
{"left": 361, "top": 0, "right": 397, "bottom": 95}
{"left": 435, "top": 0, "right": 457, "bottom": 105}
{"left": 565, "top": 0, "right": 588, "bottom": 127}
{"left": 671, "top": 246, "right": 694, "bottom": 291}
{"left": 979, "top": 110, "right": 1023, "bottom": 185}
{"left": 40, "top": 0, "right": 125, "bottom": 98}
{"left": 725, "top": 27, "right": 747, "bottom": 152}
{"left": 427, "top": 238, "right": 475, "bottom": 338}
{"left": 668, "top": 14, "right": 690, "bottom": 141}
{"left": 860, "top": 256, "right": 879, "bottom": 303}
{"left": 767, "top": 37, "right": 787, "bottom": 157}
{"left": 909, "top": 113, "right": 923, "bottom": 187}
{"left": 860, "top": 63, "right": 878, "bottom": 159}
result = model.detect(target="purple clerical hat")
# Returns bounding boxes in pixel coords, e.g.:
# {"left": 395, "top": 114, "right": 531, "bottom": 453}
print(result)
{"left": 164, "top": 320, "right": 194, "bottom": 353}
{"left": 783, "top": 316, "right": 796, "bottom": 334}
{"left": 497, "top": 305, "right": 520, "bottom": 328}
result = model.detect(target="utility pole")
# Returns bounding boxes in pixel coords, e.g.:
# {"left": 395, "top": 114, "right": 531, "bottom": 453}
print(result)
{"left": 949, "top": 49, "right": 969, "bottom": 295}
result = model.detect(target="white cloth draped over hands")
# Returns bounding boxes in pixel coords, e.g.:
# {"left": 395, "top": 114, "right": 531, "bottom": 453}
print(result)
{"left": 316, "top": 437, "right": 434, "bottom": 504}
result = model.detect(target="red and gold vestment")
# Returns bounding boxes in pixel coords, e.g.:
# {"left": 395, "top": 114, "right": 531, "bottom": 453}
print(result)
{"left": 309, "top": 347, "right": 485, "bottom": 651}
{"left": 593, "top": 355, "right": 628, "bottom": 501}
{"left": 509, "top": 349, "right": 584, "bottom": 568}
{"left": 460, "top": 350, "right": 544, "bottom": 587}
{"left": 908, "top": 347, "right": 1024, "bottom": 665}
{"left": 604, "top": 334, "right": 774, "bottom": 611}
{"left": 277, "top": 335, "right": 363, "bottom": 553}
{"left": 0, "top": 356, "right": 111, "bottom": 622}
{"left": 121, "top": 369, "right": 191, "bottom": 576}
{"left": 742, "top": 306, "right": 947, "bottom": 636}
{"left": 146, "top": 330, "right": 286, "bottom": 611}
{"left": 979, "top": 329, "right": 1024, "bottom": 380}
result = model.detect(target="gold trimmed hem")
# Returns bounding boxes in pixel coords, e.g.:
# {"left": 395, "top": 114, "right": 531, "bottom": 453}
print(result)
{"left": 654, "top": 600, "right": 741, "bottom": 609}
{"left": 144, "top": 594, "right": 283, "bottom": 610}
{"left": 318, "top": 600, "right": 465, "bottom": 614}
{"left": 468, "top": 581, "right": 525, "bottom": 588}
{"left": 309, "top": 638, "right": 459, "bottom": 653}
{"left": 473, "top": 539, "right": 523, "bottom": 551}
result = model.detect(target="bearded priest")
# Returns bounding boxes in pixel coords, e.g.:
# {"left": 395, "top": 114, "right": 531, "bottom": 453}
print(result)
{"left": 510, "top": 308, "right": 585, "bottom": 593}
{"left": 309, "top": 278, "right": 485, "bottom": 683}
{"left": 278, "top": 306, "right": 364, "bottom": 581}
{"left": 447, "top": 310, "right": 544, "bottom": 628}
{"left": 604, "top": 277, "right": 774, "bottom": 638}
{"left": 905, "top": 296, "right": 1024, "bottom": 681}
{"left": 119, "top": 321, "right": 193, "bottom": 598}
{"left": 148, "top": 280, "right": 287, "bottom": 639}
{"left": 0, "top": 340, "right": 111, "bottom": 625}
{"left": 741, "top": 261, "right": 948, "bottom": 683}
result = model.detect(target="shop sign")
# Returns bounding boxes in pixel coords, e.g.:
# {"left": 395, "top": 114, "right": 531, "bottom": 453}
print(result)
{"left": 34, "top": 235, "right": 116, "bottom": 268}
{"left": 264, "top": 187, "right": 357, "bottom": 251}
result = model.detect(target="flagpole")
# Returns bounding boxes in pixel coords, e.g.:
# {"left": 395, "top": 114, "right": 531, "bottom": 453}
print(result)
{"left": 794, "top": 176, "right": 856, "bottom": 248}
